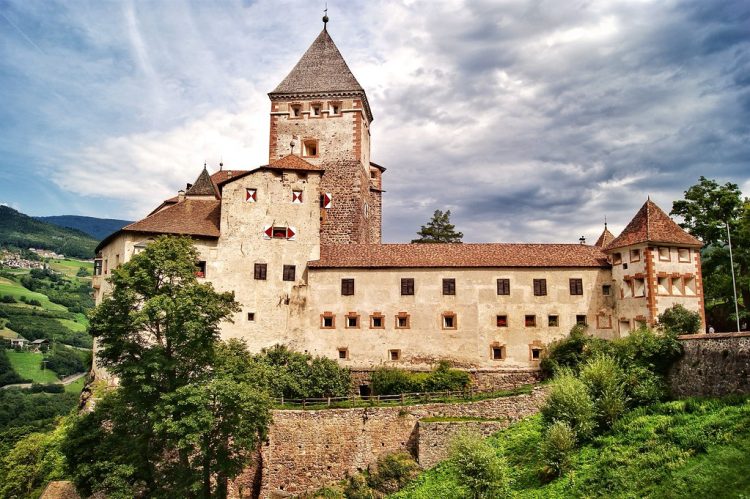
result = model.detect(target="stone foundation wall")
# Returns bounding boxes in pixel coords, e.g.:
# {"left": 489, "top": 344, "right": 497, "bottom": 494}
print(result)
{"left": 234, "top": 387, "right": 547, "bottom": 497}
{"left": 417, "top": 420, "right": 507, "bottom": 468}
{"left": 669, "top": 333, "right": 750, "bottom": 397}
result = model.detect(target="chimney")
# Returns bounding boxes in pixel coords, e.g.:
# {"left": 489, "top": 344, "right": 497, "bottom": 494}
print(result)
{"left": 579, "top": 236, "right": 586, "bottom": 245}
{"left": 178, "top": 189, "right": 186, "bottom": 202}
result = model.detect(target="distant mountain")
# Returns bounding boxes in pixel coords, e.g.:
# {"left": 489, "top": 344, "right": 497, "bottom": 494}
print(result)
{"left": 35, "top": 215, "right": 132, "bottom": 240}
{"left": 0, "top": 206, "right": 99, "bottom": 259}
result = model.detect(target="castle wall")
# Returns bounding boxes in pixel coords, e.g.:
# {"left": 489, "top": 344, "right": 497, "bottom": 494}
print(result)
{"left": 417, "top": 420, "right": 508, "bottom": 468}
{"left": 305, "top": 266, "right": 615, "bottom": 370}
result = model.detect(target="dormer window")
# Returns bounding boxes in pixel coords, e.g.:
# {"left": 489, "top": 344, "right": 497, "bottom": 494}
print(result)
{"left": 290, "top": 104, "right": 301, "bottom": 117}
{"left": 303, "top": 140, "right": 318, "bottom": 157}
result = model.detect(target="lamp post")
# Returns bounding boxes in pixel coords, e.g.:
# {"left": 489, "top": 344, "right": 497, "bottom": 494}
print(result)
{"left": 727, "top": 221, "right": 741, "bottom": 333}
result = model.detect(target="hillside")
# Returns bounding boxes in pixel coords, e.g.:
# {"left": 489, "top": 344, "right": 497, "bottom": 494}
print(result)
{"left": 35, "top": 215, "right": 131, "bottom": 240}
{"left": 394, "top": 396, "right": 750, "bottom": 498}
{"left": 0, "top": 206, "right": 98, "bottom": 259}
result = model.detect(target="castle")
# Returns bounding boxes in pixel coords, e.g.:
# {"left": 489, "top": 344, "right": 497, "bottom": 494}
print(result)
{"left": 92, "top": 22, "right": 705, "bottom": 388}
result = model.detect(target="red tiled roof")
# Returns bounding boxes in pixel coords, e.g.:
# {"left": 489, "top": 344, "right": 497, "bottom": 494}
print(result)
{"left": 268, "top": 154, "right": 324, "bottom": 172}
{"left": 606, "top": 199, "right": 702, "bottom": 250}
{"left": 594, "top": 226, "right": 615, "bottom": 248}
{"left": 123, "top": 199, "right": 221, "bottom": 238}
{"left": 309, "top": 243, "right": 610, "bottom": 268}
{"left": 211, "top": 170, "right": 249, "bottom": 188}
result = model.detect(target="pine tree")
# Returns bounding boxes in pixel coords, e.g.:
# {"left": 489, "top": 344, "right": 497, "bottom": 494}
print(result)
{"left": 412, "top": 209, "right": 464, "bottom": 243}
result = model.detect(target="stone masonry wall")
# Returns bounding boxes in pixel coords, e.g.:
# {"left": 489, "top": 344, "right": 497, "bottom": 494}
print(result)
{"left": 417, "top": 420, "right": 507, "bottom": 468}
{"left": 669, "top": 333, "right": 750, "bottom": 397}
{"left": 235, "top": 387, "right": 547, "bottom": 497}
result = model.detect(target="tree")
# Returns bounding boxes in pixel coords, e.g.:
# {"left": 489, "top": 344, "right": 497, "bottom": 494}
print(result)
{"left": 658, "top": 304, "right": 702, "bottom": 335}
{"left": 81, "top": 236, "right": 269, "bottom": 498}
{"left": 671, "top": 177, "right": 749, "bottom": 327}
{"left": 412, "top": 209, "right": 463, "bottom": 243}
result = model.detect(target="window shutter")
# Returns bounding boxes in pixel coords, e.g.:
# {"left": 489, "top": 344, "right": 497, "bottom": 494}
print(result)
{"left": 246, "top": 188, "right": 257, "bottom": 202}
{"left": 263, "top": 225, "right": 273, "bottom": 239}
{"left": 287, "top": 226, "right": 296, "bottom": 241}
{"left": 292, "top": 190, "right": 303, "bottom": 204}
{"left": 322, "top": 193, "right": 332, "bottom": 209}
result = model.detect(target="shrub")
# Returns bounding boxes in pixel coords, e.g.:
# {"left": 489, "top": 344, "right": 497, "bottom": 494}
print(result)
{"left": 541, "top": 420, "right": 576, "bottom": 478}
{"left": 0, "top": 295, "right": 16, "bottom": 304}
{"left": 423, "top": 361, "right": 471, "bottom": 392}
{"left": 541, "top": 371, "right": 596, "bottom": 441}
{"left": 367, "top": 452, "right": 420, "bottom": 494}
{"left": 658, "top": 304, "right": 701, "bottom": 335}
{"left": 615, "top": 327, "right": 682, "bottom": 375}
{"left": 622, "top": 365, "right": 667, "bottom": 406}
{"left": 540, "top": 325, "right": 592, "bottom": 377}
{"left": 371, "top": 362, "right": 471, "bottom": 396}
{"left": 27, "top": 383, "right": 64, "bottom": 394}
{"left": 579, "top": 355, "right": 627, "bottom": 429}
{"left": 449, "top": 432, "right": 513, "bottom": 498}
{"left": 343, "top": 473, "right": 375, "bottom": 499}
{"left": 27, "top": 299, "right": 42, "bottom": 307}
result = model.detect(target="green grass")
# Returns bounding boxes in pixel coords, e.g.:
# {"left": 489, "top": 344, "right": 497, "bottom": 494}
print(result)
{"left": 48, "top": 258, "right": 93, "bottom": 279}
{"left": 394, "top": 396, "right": 750, "bottom": 498}
{"left": 6, "top": 351, "right": 60, "bottom": 383}
{"left": 64, "top": 376, "right": 86, "bottom": 393}
{"left": 0, "top": 276, "right": 66, "bottom": 312}
{"left": 57, "top": 318, "right": 87, "bottom": 332}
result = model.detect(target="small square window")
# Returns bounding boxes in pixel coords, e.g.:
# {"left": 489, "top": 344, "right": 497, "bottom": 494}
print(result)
{"left": 395, "top": 313, "right": 410, "bottom": 329}
{"left": 329, "top": 102, "right": 341, "bottom": 115}
{"left": 623, "top": 262, "right": 629, "bottom": 270}
{"left": 195, "top": 261, "right": 206, "bottom": 278}
{"left": 341, "top": 278, "right": 355, "bottom": 296}
{"left": 569, "top": 278, "right": 583, "bottom": 295}
{"left": 491, "top": 346, "right": 505, "bottom": 360}
{"left": 658, "top": 247, "right": 671, "bottom": 261}
{"left": 613, "top": 253, "right": 622, "bottom": 265}
{"left": 531, "top": 348, "right": 542, "bottom": 360}
{"left": 389, "top": 349, "right": 401, "bottom": 361}
{"left": 338, "top": 348, "right": 348, "bottom": 360}
{"left": 442, "top": 278, "right": 456, "bottom": 295}
{"left": 630, "top": 249, "right": 641, "bottom": 262}
{"left": 370, "top": 314, "right": 384, "bottom": 329}
{"left": 254, "top": 263, "right": 267, "bottom": 280}
{"left": 525, "top": 315, "right": 536, "bottom": 327}
{"left": 576, "top": 314, "right": 587, "bottom": 326}
{"left": 290, "top": 104, "right": 301, "bottom": 117}
{"left": 321, "top": 313, "right": 335, "bottom": 329}
{"left": 303, "top": 140, "right": 318, "bottom": 157}
{"left": 678, "top": 248, "right": 691, "bottom": 263}
{"left": 442, "top": 312, "right": 457, "bottom": 329}
{"left": 602, "top": 284, "right": 611, "bottom": 296}
{"left": 273, "top": 227, "right": 288, "bottom": 239}
{"left": 401, "top": 278, "right": 415, "bottom": 296}
{"left": 247, "top": 312, "right": 255, "bottom": 321}
{"left": 282, "top": 265, "right": 296, "bottom": 282}
{"left": 245, "top": 188, "right": 257, "bottom": 202}
{"left": 548, "top": 315, "right": 559, "bottom": 327}
{"left": 533, "top": 279, "right": 547, "bottom": 296}
{"left": 346, "top": 314, "right": 359, "bottom": 328}
{"left": 292, "top": 190, "right": 303, "bottom": 204}
{"left": 311, "top": 104, "right": 321, "bottom": 117}
{"left": 496, "top": 315, "right": 508, "bottom": 327}
{"left": 497, "top": 278, "right": 510, "bottom": 295}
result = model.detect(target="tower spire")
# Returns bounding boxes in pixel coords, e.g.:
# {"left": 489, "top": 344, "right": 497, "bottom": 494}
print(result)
{"left": 322, "top": 3, "right": 329, "bottom": 30}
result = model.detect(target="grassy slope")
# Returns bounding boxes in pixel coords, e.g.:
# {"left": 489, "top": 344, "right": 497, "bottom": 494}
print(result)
{"left": 6, "top": 351, "right": 60, "bottom": 383}
{"left": 0, "top": 277, "right": 66, "bottom": 312}
{"left": 394, "top": 396, "right": 750, "bottom": 499}
{"left": 48, "top": 258, "right": 94, "bottom": 278}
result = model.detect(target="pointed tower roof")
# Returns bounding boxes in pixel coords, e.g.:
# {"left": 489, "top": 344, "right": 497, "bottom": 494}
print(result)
{"left": 269, "top": 28, "right": 373, "bottom": 121}
{"left": 606, "top": 199, "right": 702, "bottom": 250}
{"left": 185, "top": 166, "right": 219, "bottom": 198}
{"left": 594, "top": 225, "right": 615, "bottom": 248}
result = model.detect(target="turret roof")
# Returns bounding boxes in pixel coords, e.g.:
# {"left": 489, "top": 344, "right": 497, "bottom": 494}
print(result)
{"left": 606, "top": 199, "right": 702, "bottom": 250}
{"left": 269, "top": 29, "right": 373, "bottom": 121}
{"left": 185, "top": 167, "right": 219, "bottom": 198}
{"left": 594, "top": 226, "right": 615, "bottom": 248}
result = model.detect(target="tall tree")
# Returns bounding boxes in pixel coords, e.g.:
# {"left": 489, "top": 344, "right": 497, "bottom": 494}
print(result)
{"left": 81, "top": 236, "right": 269, "bottom": 498}
{"left": 671, "top": 177, "right": 749, "bottom": 326}
{"left": 412, "top": 209, "right": 464, "bottom": 243}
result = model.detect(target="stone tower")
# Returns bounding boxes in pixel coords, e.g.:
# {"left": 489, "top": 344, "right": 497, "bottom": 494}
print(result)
{"left": 268, "top": 23, "right": 383, "bottom": 245}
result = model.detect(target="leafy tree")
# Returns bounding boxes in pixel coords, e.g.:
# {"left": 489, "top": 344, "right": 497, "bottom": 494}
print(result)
{"left": 80, "top": 236, "right": 269, "bottom": 498}
{"left": 449, "top": 431, "right": 513, "bottom": 498}
{"left": 412, "top": 209, "right": 464, "bottom": 243}
{"left": 658, "top": 304, "right": 702, "bottom": 335}
{"left": 45, "top": 345, "right": 85, "bottom": 377}
{"left": 671, "top": 177, "right": 749, "bottom": 326}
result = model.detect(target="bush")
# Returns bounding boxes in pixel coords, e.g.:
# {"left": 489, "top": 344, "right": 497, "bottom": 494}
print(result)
{"left": 0, "top": 295, "right": 16, "bottom": 304}
{"left": 622, "top": 365, "right": 667, "bottom": 405}
{"left": 343, "top": 473, "right": 375, "bottom": 499}
{"left": 45, "top": 346, "right": 85, "bottom": 377}
{"left": 540, "top": 325, "right": 596, "bottom": 377}
{"left": 371, "top": 362, "right": 471, "bottom": 396}
{"left": 579, "top": 355, "right": 627, "bottom": 429}
{"left": 423, "top": 361, "right": 471, "bottom": 392}
{"left": 658, "top": 304, "right": 701, "bottom": 335}
{"left": 541, "top": 420, "right": 576, "bottom": 478}
{"left": 541, "top": 371, "right": 596, "bottom": 441}
{"left": 27, "top": 383, "right": 64, "bottom": 394}
{"left": 367, "top": 452, "right": 420, "bottom": 494}
{"left": 449, "top": 432, "right": 513, "bottom": 498}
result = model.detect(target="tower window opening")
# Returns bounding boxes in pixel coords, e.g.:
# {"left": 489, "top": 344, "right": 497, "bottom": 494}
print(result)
{"left": 303, "top": 140, "right": 318, "bottom": 157}
{"left": 290, "top": 104, "right": 301, "bottom": 117}
{"left": 311, "top": 104, "right": 321, "bottom": 117}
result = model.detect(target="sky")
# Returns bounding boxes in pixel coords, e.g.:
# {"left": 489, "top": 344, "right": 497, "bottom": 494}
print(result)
{"left": 0, "top": 0, "right": 748, "bottom": 244}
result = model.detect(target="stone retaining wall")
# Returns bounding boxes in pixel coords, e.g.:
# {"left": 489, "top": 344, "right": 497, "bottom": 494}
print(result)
{"left": 231, "top": 386, "right": 547, "bottom": 498}
{"left": 417, "top": 420, "right": 507, "bottom": 468}
{"left": 669, "top": 333, "right": 750, "bottom": 397}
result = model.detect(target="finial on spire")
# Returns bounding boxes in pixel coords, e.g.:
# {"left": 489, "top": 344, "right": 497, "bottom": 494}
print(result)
{"left": 322, "top": 3, "right": 329, "bottom": 29}
{"left": 203, "top": 160, "right": 207, "bottom": 170}
{"left": 604, "top": 215, "right": 607, "bottom": 228}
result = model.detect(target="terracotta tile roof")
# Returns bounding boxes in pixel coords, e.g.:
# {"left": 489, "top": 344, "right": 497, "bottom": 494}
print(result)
{"left": 606, "top": 199, "right": 702, "bottom": 250}
{"left": 211, "top": 169, "right": 249, "bottom": 188}
{"left": 269, "top": 29, "right": 373, "bottom": 121}
{"left": 186, "top": 167, "right": 219, "bottom": 198}
{"left": 122, "top": 199, "right": 221, "bottom": 238}
{"left": 268, "top": 154, "right": 324, "bottom": 172}
{"left": 309, "top": 243, "right": 610, "bottom": 269}
{"left": 594, "top": 226, "right": 615, "bottom": 247}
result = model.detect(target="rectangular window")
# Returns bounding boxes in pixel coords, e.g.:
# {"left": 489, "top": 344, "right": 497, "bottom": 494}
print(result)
{"left": 525, "top": 315, "right": 536, "bottom": 327}
{"left": 329, "top": 102, "right": 341, "bottom": 115}
{"left": 531, "top": 347, "right": 542, "bottom": 360}
{"left": 548, "top": 315, "right": 559, "bottom": 327}
{"left": 633, "top": 278, "right": 645, "bottom": 297}
{"left": 338, "top": 348, "right": 348, "bottom": 360}
{"left": 497, "top": 278, "right": 510, "bottom": 295}
{"left": 370, "top": 314, "right": 384, "bottom": 329}
{"left": 684, "top": 276, "right": 697, "bottom": 296}
{"left": 442, "top": 312, "right": 457, "bottom": 329}
{"left": 569, "top": 278, "right": 583, "bottom": 295}
{"left": 345, "top": 314, "right": 359, "bottom": 329}
{"left": 341, "top": 278, "right": 355, "bottom": 296}
{"left": 496, "top": 315, "right": 508, "bottom": 327}
{"left": 104, "top": 259, "right": 108, "bottom": 274}
{"left": 303, "top": 139, "right": 318, "bottom": 157}
{"left": 658, "top": 276, "right": 670, "bottom": 295}
{"left": 389, "top": 349, "right": 401, "bottom": 361}
{"left": 282, "top": 265, "right": 296, "bottom": 282}
{"left": 254, "top": 263, "right": 267, "bottom": 280}
{"left": 671, "top": 277, "right": 683, "bottom": 295}
{"left": 194, "top": 260, "right": 206, "bottom": 278}
{"left": 658, "top": 247, "right": 671, "bottom": 261}
{"left": 320, "top": 313, "right": 335, "bottom": 329}
{"left": 613, "top": 253, "right": 622, "bottom": 265}
{"left": 401, "top": 278, "right": 415, "bottom": 296}
{"left": 533, "top": 279, "right": 547, "bottom": 296}
{"left": 395, "top": 313, "right": 410, "bottom": 329}
{"left": 94, "top": 259, "right": 102, "bottom": 276}
{"left": 491, "top": 346, "right": 505, "bottom": 360}
{"left": 442, "top": 278, "right": 456, "bottom": 295}
{"left": 247, "top": 312, "right": 255, "bottom": 321}
{"left": 290, "top": 104, "right": 301, "bottom": 117}
{"left": 602, "top": 284, "right": 611, "bottom": 296}
{"left": 576, "top": 314, "right": 587, "bottom": 326}
{"left": 630, "top": 249, "right": 641, "bottom": 262}
{"left": 311, "top": 104, "right": 321, "bottom": 117}
{"left": 678, "top": 248, "right": 691, "bottom": 263}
